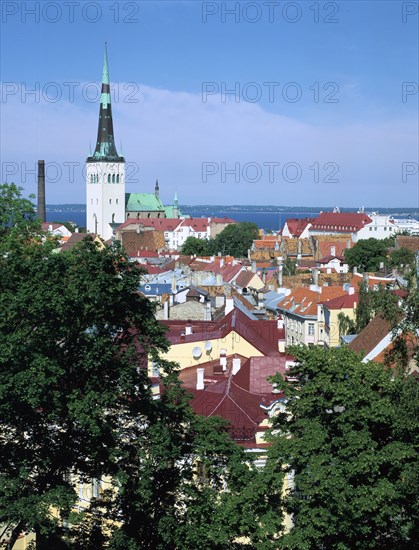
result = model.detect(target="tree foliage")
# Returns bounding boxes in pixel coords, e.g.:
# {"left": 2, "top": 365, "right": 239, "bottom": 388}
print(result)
{"left": 267, "top": 346, "right": 419, "bottom": 549}
{"left": 344, "top": 237, "right": 393, "bottom": 272}
{"left": 181, "top": 236, "right": 211, "bottom": 256}
{"left": 0, "top": 184, "right": 272, "bottom": 549}
{"left": 181, "top": 222, "right": 260, "bottom": 258}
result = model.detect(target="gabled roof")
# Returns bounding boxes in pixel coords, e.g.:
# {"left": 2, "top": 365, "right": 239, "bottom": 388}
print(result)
{"left": 235, "top": 270, "right": 260, "bottom": 288}
{"left": 161, "top": 307, "right": 282, "bottom": 356}
{"left": 318, "top": 254, "right": 345, "bottom": 264}
{"left": 321, "top": 292, "right": 358, "bottom": 310}
{"left": 284, "top": 218, "right": 314, "bottom": 237}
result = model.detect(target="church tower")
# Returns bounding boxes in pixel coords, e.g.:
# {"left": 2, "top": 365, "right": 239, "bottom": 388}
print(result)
{"left": 86, "top": 44, "right": 125, "bottom": 240}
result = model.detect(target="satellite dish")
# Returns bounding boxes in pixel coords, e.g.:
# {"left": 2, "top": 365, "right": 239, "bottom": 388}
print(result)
{"left": 204, "top": 341, "right": 212, "bottom": 352}
{"left": 192, "top": 346, "right": 202, "bottom": 359}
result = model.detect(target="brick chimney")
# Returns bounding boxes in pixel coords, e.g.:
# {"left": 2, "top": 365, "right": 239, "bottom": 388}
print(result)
{"left": 37, "top": 160, "right": 46, "bottom": 223}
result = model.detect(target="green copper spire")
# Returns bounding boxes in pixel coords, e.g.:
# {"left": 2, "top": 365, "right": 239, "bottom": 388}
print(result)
{"left": 174, "top": 191, "right": 178, "bottom": 206}
{"left": 88, "top": 44, "right": 124, "bottom": 163}
{"left": 102, "top": 42, "right": 110, "bottom": 85}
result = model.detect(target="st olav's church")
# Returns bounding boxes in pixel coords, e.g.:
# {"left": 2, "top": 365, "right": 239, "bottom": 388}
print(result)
{"left": 86, "top": 45, "right": 181, "bottom": 241}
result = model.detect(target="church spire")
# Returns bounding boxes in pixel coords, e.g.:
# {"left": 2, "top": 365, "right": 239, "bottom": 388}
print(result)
{"left": 155, "top": 178, "right": 159, "bottom": 198}
{"left": 89, "top": 43, "right": 123, "bottom": 161}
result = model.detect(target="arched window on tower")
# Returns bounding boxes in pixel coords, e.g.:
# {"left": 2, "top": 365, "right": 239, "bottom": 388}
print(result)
{"left": 116, "top": 174, "right": 119, "bottom": 183}
{"left": 116, "top": 199, "right": 119, "bottom": 205}
{"left": 112, "top": 174, "right": 115, "bottom": 183}
{"left": 90, "top": 175, "right": 93, "bottom": 183}
{"left": 109, "top": 199, "right": 112, "bottom": 204}
{"left": 108, "top": 174, "right": 111, "bottom": 183}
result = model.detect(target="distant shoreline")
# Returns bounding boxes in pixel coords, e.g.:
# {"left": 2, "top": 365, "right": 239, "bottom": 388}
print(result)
{"left": 45, "top": 205, "right": 419, "bottom": 215}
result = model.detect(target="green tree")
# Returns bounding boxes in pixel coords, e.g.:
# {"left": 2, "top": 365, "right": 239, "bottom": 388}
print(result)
{"left": 282, "top": 257, "right": 297, "bottom": 277}
{"left": 337, "top": 311, "right": 356, "bottom": 336}
{"left": 344, "top": 238, "right": 391, "bottom": 272}
{"left": 181, "top": 235, "right": 211, "bottom": 256}
{"left": 211, "top": 222, "right": 259, "bottom": 258}
{"left": 0, "top": 184, "right": 269, "bottom": 549}
{"left": 268, "top": 346, "right": 419, "bottom": 550}
{"left": 388, "top": 247, "right": 415, "bottom": 272}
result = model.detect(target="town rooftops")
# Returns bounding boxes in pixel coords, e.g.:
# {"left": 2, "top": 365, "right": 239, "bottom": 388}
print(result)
{"left": 278, "top": 286, "right": 348, "bottom": 317}
{"left": 161, "top": 307, "right": 284, "bottom": 356}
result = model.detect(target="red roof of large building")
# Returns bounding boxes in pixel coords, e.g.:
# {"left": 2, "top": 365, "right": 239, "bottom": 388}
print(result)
{"left": 310, "top": 212, "right": 372, "bottom": 233}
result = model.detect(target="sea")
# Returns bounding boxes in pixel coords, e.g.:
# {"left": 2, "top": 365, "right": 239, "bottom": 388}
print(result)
{"left": 46, "top": 208, "right": 419, "bottom": 232}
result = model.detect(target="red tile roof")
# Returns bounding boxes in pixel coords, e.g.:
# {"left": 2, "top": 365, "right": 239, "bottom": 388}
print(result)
{"left": 311, "top": 212, "right": 372, "bottom": 233}
{"left": 348, "top": 314, "right": 392, "bottom": 356}
{"left": 161, "top": 308, "right": 282, "bottom": 356}
{"left": 278, "top": 286, "right": 348, "bottom": 317}
{"left": 321, "top": 292, "right": 358, "bottom": 310}
{"left": 179, "top": 355, "right": 285, "bottom": 445}
{"left": 235, "top": 270, "right": 259, "bottom": 288}
{"left": 283, "top": 218, "right": 314, "bottom": 237}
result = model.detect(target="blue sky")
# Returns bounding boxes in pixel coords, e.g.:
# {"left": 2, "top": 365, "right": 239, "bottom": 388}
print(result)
{"left": 1, "top": 0, "right": 418, "bottom": 207}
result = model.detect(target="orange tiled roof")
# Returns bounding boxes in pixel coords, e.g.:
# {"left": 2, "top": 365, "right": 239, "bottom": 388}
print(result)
{"left": 278, "top": 286, "right": 347, "bottom": 317}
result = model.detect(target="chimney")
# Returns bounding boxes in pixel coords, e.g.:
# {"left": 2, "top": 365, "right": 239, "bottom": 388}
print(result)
{"left": 163, "top": 300, "right": 169, "bottom": 320}
{"left": 251, "top": 260, "right": 256, "bottom": 272}
{"left": 37, "top": 160, "right": 46, "bottom": 223}
{"left": 353, "top": 266, "right": 358, "bottom": 274}
{"left": 196, "top": 367, "right": 205, "bottom": 390}
{"left": 277, "top": 267, "right": 283, "bottom": 287}
{"left": 313, "top": 268, "right": 319, "bottom": 286}
{"left": 216, "top": 273, "right": 223, "bottom": 286}
{"left": 220, "top": 258, "right": 224, "bottom": 268}
{"left": 232, "top": 357, "right": 241, "bottom": 375}
{"left": 225, "top": 297, "right": 234, "bottom": 315}
{"left": 220, "top": 349, "right": 227, "bottom": 371}
{"left": 297, "top": 239, "right": 302, "bottom": 260}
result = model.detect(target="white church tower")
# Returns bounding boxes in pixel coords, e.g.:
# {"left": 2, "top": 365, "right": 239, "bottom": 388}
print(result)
{"left": 86, "top": 44, "right": 125, "bottom": 240}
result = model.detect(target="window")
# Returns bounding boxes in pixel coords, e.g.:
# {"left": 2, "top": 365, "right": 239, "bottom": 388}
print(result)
{"left": 112, "top": 174, "right": 115, "bottom": 183}
{"left": 116, "top": 199, "right": 119, "bottom": 205}
{"left": 369, "top": 227, "right": 372, "bottom": 231}
{"left": 109, "top": 199, "right": 112, "bottom": 204}
{"left": 107, "top": 174, "right": 111, "bottom": 183}
{"left": 116, "top": 174, "right": 119, "bottom": 183}
{"left": 308, "top": 323, "right": 315, "bottom": 335}
{"left": 151, "top": 361, "right": 160, "bottom": 377}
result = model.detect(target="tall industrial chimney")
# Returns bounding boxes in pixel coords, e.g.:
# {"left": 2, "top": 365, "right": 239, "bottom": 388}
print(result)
{"left": 37, "top": 160, "right": 46, "bottom": 223}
